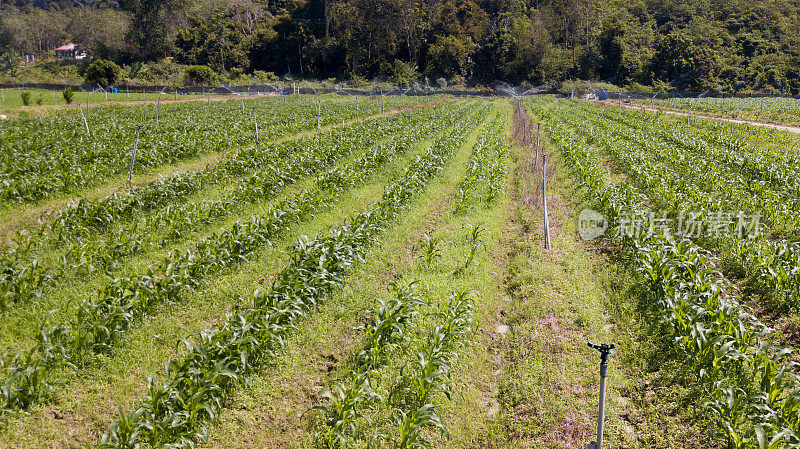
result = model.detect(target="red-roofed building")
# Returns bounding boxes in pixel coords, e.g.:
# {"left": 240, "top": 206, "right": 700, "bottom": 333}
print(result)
{"left": 54, "top": 43, "right": 90, "bottom": 60}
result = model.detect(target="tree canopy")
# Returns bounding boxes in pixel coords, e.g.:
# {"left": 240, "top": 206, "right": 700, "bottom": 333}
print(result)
{"left": 3, "top": 0, "right": 800, "bottom": 93}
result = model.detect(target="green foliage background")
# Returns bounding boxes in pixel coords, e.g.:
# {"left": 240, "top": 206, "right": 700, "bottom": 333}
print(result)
{"left": 2, "top": 0, "right": 800, "bottom": 93}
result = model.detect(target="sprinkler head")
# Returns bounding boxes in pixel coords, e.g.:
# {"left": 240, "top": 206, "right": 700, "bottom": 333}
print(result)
{"left": 588, "top": 342, "right": 615, "bottom": 364}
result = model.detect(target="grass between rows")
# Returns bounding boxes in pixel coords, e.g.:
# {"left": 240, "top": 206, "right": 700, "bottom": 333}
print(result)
{"left": 0, "top": 96, "right": 436, "bottom": 243}
{"left": 0, "top": 102, "right": 472, "bottom": 448}
{"left": 503, "top": 102, "right": 723, "bottom": 448}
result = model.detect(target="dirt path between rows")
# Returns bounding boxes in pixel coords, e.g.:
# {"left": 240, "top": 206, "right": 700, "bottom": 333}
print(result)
{"left": 596, "top": 101, "right": 800, "bottom": 134}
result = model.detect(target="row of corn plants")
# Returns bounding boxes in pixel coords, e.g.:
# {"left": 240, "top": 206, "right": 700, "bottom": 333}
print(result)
{"left": 534, "top": 99, "right": 800, "bottom": 447}
{"left": 589, "top": 106, "right": 800, "bottom": 314}
{"left": 379, "top": 291, "right": 474, "bottom": 448}
{"left": 1, "top": 99, "right": 426, "bottom": 258}
{"left": 631, "top": 96, "right": 800, "bottom": 127}
{"left": 454, "top": 110, "right": 509, "bottom": 212}
{"left": 96, "top": 105, "right": 488, "bottom": 449}
{"left": 312, "top": 110, "right": 509, "bottom": 448}
{"left": 312, "top": 281, "right": 424, "bottom": 448}
{"left": 0, "top": 103, "right": 477, "bottom": 416}
{"left": 0, "top": 94, "right": 420, "bottom": 203}
{"left": 599, "top": 105, "right": 800, "bottom": 210}
{"left": 560, "top": 102, "right": 800, "bottom": 313}
{"left": 0, "top": 104, "right": 454, "bottom": 311}
{"left": 564, "top": 103, "right": 797, "bottom": 232}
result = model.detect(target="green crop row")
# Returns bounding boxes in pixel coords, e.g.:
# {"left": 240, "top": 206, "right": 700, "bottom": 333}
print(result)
{"left": 0, "top": 103, "right": 455, "bottom": 311}
{"left": 454, "top": 110, "right": 509, "bottom": 213}
{"left": 559, "top": 102, "right": 800, "bottom": 315}
{"left": 381, "top": 291, "right": 474, "bottom": 449}
{"left": 0, "top": 103, "right": 475, "bottom": 417}
{"left": 313, "top": 282, "right": 424, "bottom": 448}
{"left": 536, "top": 100, "right": 800, "bottom": 448}
{"left": 96, "top": 105, "right": 487, "bottom": 449}
{"left": 0, "top": 94, "right": 421, "bottom": 203}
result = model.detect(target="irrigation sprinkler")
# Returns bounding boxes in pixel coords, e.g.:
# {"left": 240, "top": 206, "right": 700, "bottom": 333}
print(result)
{"left": 587, "top": 342, "right": 615, "bottom": 449}
{"left": 128, "top": 126, "right": 141, "bottom": 185}
{"left": 542, "top": 154, "right": 550, "bottom": 250}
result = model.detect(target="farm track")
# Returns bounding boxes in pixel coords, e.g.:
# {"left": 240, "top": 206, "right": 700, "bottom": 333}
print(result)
{"left": 0, "top": 101, "right": 483, "bottom": 448}
{"left": 601, "top": 100, "right": 800, "bottom": 134}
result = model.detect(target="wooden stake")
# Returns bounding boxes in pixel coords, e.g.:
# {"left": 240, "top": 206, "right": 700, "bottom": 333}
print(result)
{"left": 155, "top": 98, "right": 160, "bottom": 128}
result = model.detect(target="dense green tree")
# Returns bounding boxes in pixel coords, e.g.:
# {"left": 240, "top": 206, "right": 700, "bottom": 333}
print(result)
{"left": 84, "top": 58, "right": 121, "bottom": 86}
{"left": 4, "top": 0, "right": 800, "bottom": 93}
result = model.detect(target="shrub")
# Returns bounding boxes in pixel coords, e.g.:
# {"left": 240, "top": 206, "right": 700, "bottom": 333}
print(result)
{"left": 63, "top": 87, "right": 74, "bottom": 104}
{"left": 84, "top": 59, "right": 122, "bottom": 87}
{"left": 253, "top": 70, "right": 279, "bottom": 83}
{"left": 184, "top": 65, "right": 218, "bottom": 85}
{"left": 36, "top": 96, "right": 43, "bottom": 106}
{"left": 392, "top": 60, "right": 420, "bottom": 88}
{"left": 20, "top": 91, "right": 31, "bottom": 106}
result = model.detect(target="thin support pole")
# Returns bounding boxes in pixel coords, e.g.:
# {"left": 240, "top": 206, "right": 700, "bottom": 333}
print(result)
{"left": 128, "top": 126, "right": 141, "bottom": 184}
{"left": 534, "top": 124, "right": 540, "bottom": 172}
{"left": 542, "top": 154, "right": 550, "bottom": 250}
{"left": 79, "top": 104, "right": 89, "bottom": 134}
{"left": 253, "top": 107, "right": 260, "bottom": 146}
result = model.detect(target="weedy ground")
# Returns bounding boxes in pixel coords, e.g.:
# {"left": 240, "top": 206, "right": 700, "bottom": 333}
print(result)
{"left": 0, "top": 99, "right": 460, "bottom": 448}
{"left": 0, "top": 97, "right": 722, "bottom": 448}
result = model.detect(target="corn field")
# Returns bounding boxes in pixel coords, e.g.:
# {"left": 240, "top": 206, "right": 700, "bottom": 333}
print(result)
{"left": 5, "top": 91, "right": 800, "bottom": 448}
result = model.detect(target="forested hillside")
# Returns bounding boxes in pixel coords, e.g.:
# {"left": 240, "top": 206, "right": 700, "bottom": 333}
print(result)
{"left": 2, "top": 0, "right": 800, "bottom": 93}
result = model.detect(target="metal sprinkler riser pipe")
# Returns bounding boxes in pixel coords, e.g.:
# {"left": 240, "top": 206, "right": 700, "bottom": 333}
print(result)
{"left": 587, "top": 342, "right": 615, "bottom": 449}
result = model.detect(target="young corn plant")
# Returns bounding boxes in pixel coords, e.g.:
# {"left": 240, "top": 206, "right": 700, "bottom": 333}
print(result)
{"left": 313, "top": 281, "right": 423, "bottom": 448}
{"left": 381, "top": 291, "right": 474, "bottom": 449}
{"left": 414, "top": 234, "right": 444, "bottom": 267}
